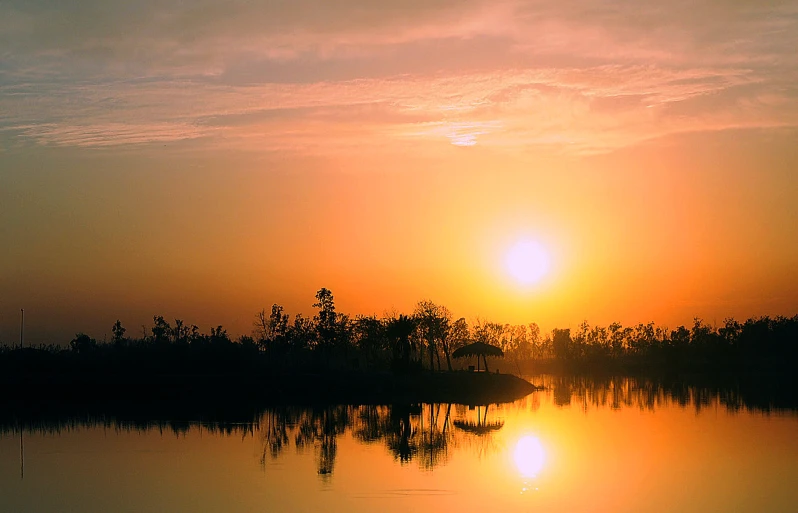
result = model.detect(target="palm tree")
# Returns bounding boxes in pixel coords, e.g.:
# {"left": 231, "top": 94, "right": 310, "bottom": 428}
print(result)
{"left": 386, "top": 315, "right": 417, "bottom": 372}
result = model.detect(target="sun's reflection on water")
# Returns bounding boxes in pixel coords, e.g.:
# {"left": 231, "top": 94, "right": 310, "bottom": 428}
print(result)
{"left": 514, "top": 435, "right": 546, "bottom": 478}
{"left": 511, "top": 434, "right": 547, "bottom": 497}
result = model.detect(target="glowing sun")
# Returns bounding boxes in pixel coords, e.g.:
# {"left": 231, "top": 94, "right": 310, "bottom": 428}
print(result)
{"left": 505, "top": 240, "right": 549, "bottom": 285}
{"left": 514, "top": 435, "right": 546, "bottom": 477}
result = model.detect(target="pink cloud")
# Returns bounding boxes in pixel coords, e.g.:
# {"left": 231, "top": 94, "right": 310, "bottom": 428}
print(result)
{"left": 3, "top": 1, "right": 796, "bottom": 154}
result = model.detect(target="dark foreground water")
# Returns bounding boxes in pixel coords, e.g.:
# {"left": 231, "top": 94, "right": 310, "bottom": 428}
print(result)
{"left": 1, "top": 376, "right": 797, "bottom": 513}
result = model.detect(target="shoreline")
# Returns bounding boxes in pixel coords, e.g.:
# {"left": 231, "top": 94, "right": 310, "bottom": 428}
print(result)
{"left": 0, "top": 371, "right": 541, "bottom": 409}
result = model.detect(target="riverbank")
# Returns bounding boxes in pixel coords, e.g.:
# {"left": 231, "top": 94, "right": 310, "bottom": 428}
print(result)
{"left": 0, "top": 370, "right": 540, "bottom": 411}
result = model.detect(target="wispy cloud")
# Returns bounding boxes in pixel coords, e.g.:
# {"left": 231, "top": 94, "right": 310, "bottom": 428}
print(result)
{"left": 2, "top": 0, "right": 797, "bottom": 153}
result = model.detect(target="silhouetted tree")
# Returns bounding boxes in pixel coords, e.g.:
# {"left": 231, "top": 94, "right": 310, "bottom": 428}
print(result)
{"left": 151, "top": 316, "right": 171, "bottom": 343}
{"left": 608, "top": 322, "right": 626, "bottom": 358}
{"left": 254, "top": 304, "right": 289, "bottom": 350}
{"left": 171, "top": 319, "right": 190, "bottom": 345}
{"left": 449, "top": 317, "right": 470, "bottom": 363}
{"left": 313, "top": 288, "right": 339, "bottom": 362}
{"left": 70, "top": 333, "right": 97, "bottom": 354}
{"left": 288, "top": 314, "right": 317, "bottom": 352}
{"left": 502, "top": 324, "right": 534, "bottom": 371}
{"left": 354, "top": 315, "right": 387, "bottom": 368}
{"left": 415, "top": 300, "right": 451, "bottom": 371}
{"left": 238, "top": 335, "right": 256, "bottom": 348}
{"left": 314, "top": 288, "right": 336, "bottom": 332}
{"left": 209, "top": 325, "right": 229, "bottom": 344}
{"left": 111, "top": 320, "right": 126, "bottom": 346}
{"left": 387, "top": 314, "right": 417, "bottom": 372}
{"left": 552, "top": 328, "right": 572, "bottom": 361}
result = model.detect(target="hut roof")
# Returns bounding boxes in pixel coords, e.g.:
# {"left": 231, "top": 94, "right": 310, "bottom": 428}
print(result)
{"left": 451, "top": 342, "right": 504, "bottom": 358}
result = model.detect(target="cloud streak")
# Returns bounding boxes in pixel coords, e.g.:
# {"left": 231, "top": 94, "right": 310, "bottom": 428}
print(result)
{"left": 2, "top": 0, "right": 797, "bottom": 154}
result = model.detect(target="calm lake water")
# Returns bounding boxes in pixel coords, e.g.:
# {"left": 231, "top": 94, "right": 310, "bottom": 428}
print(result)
{"left": 2, "top": 376, "right": 797, "bottom": 513}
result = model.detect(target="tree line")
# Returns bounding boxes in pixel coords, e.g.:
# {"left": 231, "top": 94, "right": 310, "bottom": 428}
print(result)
{"left": 2, "top": 287, "right": 796, "bottom": 375}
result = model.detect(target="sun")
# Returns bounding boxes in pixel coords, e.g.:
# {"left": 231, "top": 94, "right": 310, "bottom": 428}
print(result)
{"left": 505, "top": 240, "right": 549, "bottom": 285}
{"left": 514, "top": 435, "right": 546, "bottom": 477}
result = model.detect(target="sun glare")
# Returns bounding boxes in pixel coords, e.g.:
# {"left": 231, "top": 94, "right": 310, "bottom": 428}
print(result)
{"left": 514, "top": 435, "right": 546, "bottom": 477}
{"left": 506, "top": 240, "right": 549, "bottom": 285}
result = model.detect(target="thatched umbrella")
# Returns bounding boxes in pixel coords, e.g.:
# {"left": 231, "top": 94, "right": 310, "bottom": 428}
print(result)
{"left": 452, "top": 342, "right": 504, "bottom": 372}
{"left": 453, "top": 404, "right": 504, "bottom": 435}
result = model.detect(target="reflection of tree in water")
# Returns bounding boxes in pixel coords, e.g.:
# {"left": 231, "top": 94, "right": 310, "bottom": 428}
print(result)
{"left": 418, "top": 403, "right": 452, "bottom": 470}
{"left": 385, "top": 404, "right": 419, "bottom": 463}
{"left": 533, "top": 374, "right": 796, "bottom": 414}
{"left": 7, "top": 374, "right": 792, "bottom": 482}
{"left": 296, "top": 406, "right": 349, "bottom": 478}
{"left": 552, "top": 381, "right": 572, "bottom": 407}
{"left": 353, "top": 403, "right": 454, "bottom": 469}
{"left": 510, "top": 393, "right": 541, "bottom": 414}
{"left": 258, "top": 406, "right": 349, "bottom": 479}
{"left": 355, "top": 403, "right": 452, "bottom": 468}
{"left": 257, "top": 403, "right": 455, "bottom": 477}
{"left": 352, "top": 405, "right": 392, "bottom": 444}
{"left": 452, "top": 404, "right": 505, "bottom": 459}
{"left": 259, "top": 409, "right": 290, "bottom": 464}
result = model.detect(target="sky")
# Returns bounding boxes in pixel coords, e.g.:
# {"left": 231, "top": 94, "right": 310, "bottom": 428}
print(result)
{"left": 1, "top": 0, "right": 797, "bottom": 345}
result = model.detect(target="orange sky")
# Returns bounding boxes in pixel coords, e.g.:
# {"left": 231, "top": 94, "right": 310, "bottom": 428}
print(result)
{"left": 1, "top": 0, "right": 797, "bottom": 344}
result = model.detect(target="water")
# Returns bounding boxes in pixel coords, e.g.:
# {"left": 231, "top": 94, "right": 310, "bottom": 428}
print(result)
{"left": 2, "top": 376, "right": 797, "bottom": 513}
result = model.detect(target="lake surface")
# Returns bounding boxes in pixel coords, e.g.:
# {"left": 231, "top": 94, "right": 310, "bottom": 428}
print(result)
{"left": 2, "top": 376, "right": 797, "bottom": 513}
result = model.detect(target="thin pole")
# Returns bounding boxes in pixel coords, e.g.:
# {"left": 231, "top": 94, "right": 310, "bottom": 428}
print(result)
{"left": 20, "top": 309, "right": 24, "bottom": 349}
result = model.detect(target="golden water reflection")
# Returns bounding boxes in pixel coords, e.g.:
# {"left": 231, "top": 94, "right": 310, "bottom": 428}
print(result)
{"left": 2, "top": 375, "right": 797, "bottom": 513}
{"left": 513, "top": 435, "right": 546, "bottom": 477}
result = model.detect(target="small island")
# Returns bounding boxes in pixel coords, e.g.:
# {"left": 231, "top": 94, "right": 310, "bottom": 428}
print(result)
{"left": 2, "top": 288, "right": 795, "bottom": 420}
